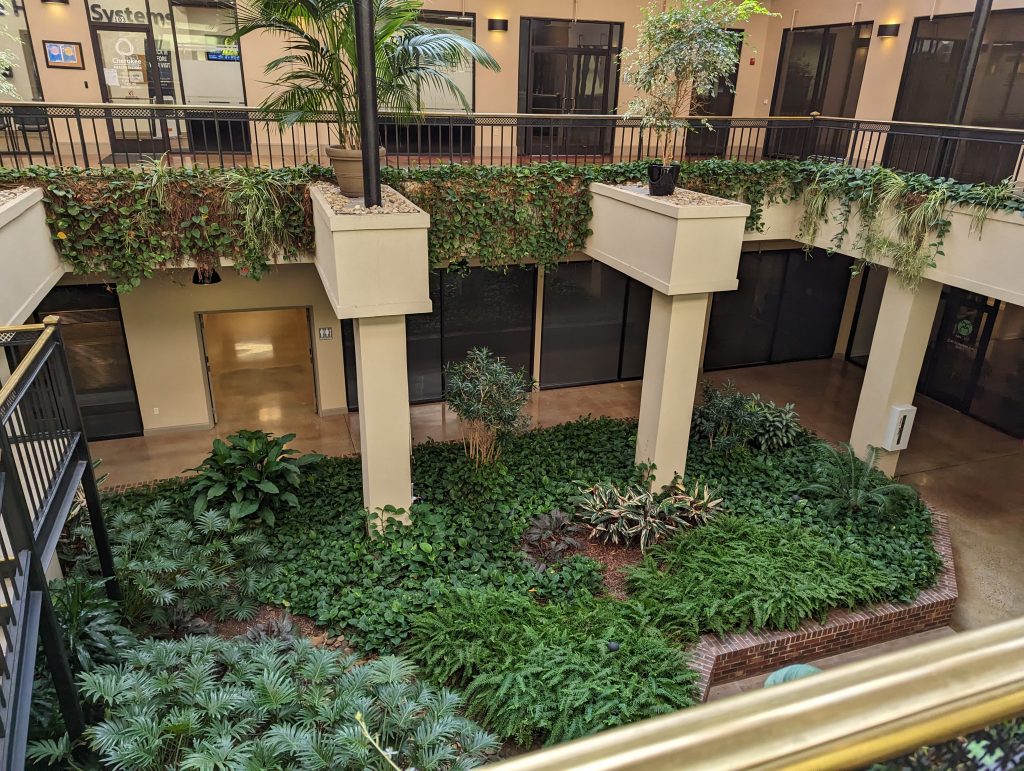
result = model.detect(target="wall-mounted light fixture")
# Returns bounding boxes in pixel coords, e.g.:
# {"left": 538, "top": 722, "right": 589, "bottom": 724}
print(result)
{"left": 41, "top": 0, "right": 71, "bottom": 5}
{"left": 191, "top": 268, "right": 222, "bottom": 285}
{"left": 487, "top": 18, "right": 508, "bottom": 32}
{"left": 877, "top": 23, "right": 900, "bottom": 37}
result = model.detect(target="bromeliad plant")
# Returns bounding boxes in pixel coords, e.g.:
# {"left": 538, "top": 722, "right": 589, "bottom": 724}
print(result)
{"left": 188, "top": 430, "right": 321, "bottom": 526}
{"left": 575, "top": 475, "right": 723, "bottom": 553}
{"left": 444, "top": 347, "right": 534, "bottom": 466}
{"left": 521, "top": 509, "right": 583, "bottom": 571}
{"left": 28, "top": 638, "right": 498, "bottom": 770}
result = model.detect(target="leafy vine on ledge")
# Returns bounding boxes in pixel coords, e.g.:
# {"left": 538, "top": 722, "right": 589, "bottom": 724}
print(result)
{"left": 1, "top": 159, "right": 1020, "bottom": 293}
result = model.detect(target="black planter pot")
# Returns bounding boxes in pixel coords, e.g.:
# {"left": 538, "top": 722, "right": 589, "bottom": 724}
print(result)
{"left": 648, "top": 162, "right": 680, "bottom": 196}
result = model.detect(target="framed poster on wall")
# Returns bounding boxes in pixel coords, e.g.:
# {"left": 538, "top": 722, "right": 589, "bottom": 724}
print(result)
{"left": 43, "top": 41, "right": 85, "bottom": 69}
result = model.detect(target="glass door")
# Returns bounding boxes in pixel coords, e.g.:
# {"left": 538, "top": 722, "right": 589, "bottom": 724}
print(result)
{"left": 93, "top": 25, "right": 171, "bottom": 157}
{"left": 518, "top": 19, "right": 622, "bottom": 157}
{"left": 767, "top": 23, "right": 871, "bottom": 159}
{"left": 918, "top": 289, "right": 999, "bottom": 412}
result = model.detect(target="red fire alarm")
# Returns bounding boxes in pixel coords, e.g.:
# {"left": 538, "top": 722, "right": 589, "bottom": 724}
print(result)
{"left": 749, "top": 57, "right": 756, "bottom": 65}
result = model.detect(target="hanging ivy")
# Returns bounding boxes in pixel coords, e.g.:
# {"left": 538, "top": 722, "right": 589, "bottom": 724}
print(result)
{"left": 0, "top": 158, "right": 1019, "bottom": 293}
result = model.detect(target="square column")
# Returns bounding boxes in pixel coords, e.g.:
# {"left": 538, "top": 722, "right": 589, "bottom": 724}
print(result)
{"left": 636, "top": 291, "right": 711, "bottom": 487}
{"left": 850, "top": 274, "right": 943, "bottom": 475}
{"left": 353, "top": 315, "right": 413, "bottom": 524}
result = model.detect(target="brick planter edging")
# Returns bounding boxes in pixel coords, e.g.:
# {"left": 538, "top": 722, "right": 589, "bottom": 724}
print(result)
{"left": 689, "top": 509, "right": 957, "bottom": 701}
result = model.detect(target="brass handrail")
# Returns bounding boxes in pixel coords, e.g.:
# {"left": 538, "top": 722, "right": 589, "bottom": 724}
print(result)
{"left": 0, "top": 317, "right": 57, "bottom": 411}
{"left": 493, "top": 616, "right": 1024, "bottom": 770}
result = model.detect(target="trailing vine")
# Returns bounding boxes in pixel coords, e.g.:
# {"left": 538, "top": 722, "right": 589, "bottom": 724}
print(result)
{"left": 1, "top": 158, "right": 1019, "bottom": 293}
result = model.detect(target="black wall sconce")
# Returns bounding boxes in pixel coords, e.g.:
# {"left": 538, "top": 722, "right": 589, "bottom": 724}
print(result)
{"left": 877, "top": 24, "right": 900, "bottom": 37}
{"left": 487, "top": 18, "right": 508, "bottom": 32}
{"left": 41, "top": 0, "right": 71, "bottom": 5}
{"left": 191, "top": 268, "right": 222, "bottom": 285}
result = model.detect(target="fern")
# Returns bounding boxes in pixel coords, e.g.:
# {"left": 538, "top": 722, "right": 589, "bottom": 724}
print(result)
{"left": 407, "top": 588, "right": 696, "bottom": 746}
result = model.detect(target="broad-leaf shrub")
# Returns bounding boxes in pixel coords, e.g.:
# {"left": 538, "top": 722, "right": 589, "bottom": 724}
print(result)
{"left": 690, "top": 380, "right": 804, "bottom": 454}
{"left": 187, "top": 430, "right": 321, "bottom": 526}
{"left": 104, "top": 499, "right": 272, "bottom": 627}
{"left": 444, "top": 347, "right": 534, "bottom": 465}
{"left": 407, "top": 588, "right": 696, "bottom": 746}
{"left": 28, "top": 637, "right": 497, "bottom": 770}
{"left": 576, "top": 477, "right": 722, "bottom": 553}
{"left": 628, "top": 515, "right": 895, "bottom": 640}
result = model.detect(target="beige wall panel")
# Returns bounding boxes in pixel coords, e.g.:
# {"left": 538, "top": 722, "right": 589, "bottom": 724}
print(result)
{"left": 0, "top": 190, "right": 64, "bottom": 326}
{"left": 114, "top": 263, "right": 345, "bottom": 432}
{"left": 23, "top": 2, "right": 99, "bottom": 103}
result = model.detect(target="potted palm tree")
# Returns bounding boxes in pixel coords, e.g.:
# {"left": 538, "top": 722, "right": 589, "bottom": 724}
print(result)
{"left": 235, "top": 0, "right": 498, "bottom": 195}
{"left": 621, "top": 0, "right": 773, "bottom": 196}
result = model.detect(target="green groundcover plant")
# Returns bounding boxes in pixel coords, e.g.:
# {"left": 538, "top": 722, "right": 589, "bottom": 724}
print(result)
{"left": 28, "top": 637, "right": 497, "bottom": 770}
{"left": 406, "top": 587, "right": 697, "bottom": 746}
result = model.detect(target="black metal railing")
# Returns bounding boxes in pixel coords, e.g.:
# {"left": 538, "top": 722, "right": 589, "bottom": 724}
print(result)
{"left": 2, "top": 103, "right": 1023, "bottom": 185}
{"left": 0, "top": 317, "right": 120, "bottom": 769}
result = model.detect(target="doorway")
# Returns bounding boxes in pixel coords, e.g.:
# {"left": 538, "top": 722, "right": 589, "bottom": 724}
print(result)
{"left": 766, "top": 22, "right": 872, "bottom": 159}
{"left": 92, "top": 24, "right": 172, "bottom": 157}
{"left": 200, "top": 308, "right": 317, "bottom": 428}
{"left": 517, "top": 18, "right": 623, "bottom": 157}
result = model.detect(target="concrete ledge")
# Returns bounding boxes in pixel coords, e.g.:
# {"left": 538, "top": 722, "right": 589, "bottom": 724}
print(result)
{"left": 0, "top": 187, "right": 65, "bottom": 325}
{"left": 690, "top": 509, "right": 957, "bottom": 701}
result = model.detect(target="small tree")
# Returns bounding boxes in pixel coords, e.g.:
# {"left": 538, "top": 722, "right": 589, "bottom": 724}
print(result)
{"left": 444, "top": 347, "right": 534, "bottom": 466}
{"left": 622, "top": 0, "right": 774, "bottom": 159}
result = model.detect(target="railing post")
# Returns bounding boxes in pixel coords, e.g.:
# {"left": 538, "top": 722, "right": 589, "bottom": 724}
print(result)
{"left": 74, "top": 106, "right": 90, "bottom": 169}
{"left": 43, "top": 317, "right": 122, "bottom": 601}
{"left": 801, "top": 112, "right": 821, "bottom": 160}
{"left": 0, "top": 438, "right": 86, "bottom": 742}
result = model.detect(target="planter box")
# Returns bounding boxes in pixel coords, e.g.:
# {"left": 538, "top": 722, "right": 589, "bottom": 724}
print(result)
{"left": 310, "top": 184, "right": 432, "bottom": 319}
{"left": 690, "top": 509, "right": 957, "bottom": 700}
{"left": 586, "top": 183, "right": 751, "bottom": 295}
{"left": 0, "top": 187, "right": 65, "bottom": 325}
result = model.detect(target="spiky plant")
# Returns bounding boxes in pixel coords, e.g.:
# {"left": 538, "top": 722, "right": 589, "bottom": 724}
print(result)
{"left": 521, "top": 509, "right": 583, "bottom": 570}
{"left": 233, "top": 0, "right": 499, "bottom": 148}
{"left": 801, "top": 443, "right": 915, "bottom": 519}
{"left": 28, "top": 637, "right": 497, "bottom": 770}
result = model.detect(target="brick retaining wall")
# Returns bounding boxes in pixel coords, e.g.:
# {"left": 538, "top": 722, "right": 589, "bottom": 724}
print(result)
{"left": 689, "top": 509, "right": 957, "bottom": 701}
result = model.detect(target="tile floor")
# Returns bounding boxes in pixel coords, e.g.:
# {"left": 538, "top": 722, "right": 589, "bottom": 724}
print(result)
{"left": 91, "top": 358, "right": 1023, "bottom": 632}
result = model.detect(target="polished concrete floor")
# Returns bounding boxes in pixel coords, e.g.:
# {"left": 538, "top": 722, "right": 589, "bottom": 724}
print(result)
{"left": 93, "top": 358, "right": 1023, "bottom": 632}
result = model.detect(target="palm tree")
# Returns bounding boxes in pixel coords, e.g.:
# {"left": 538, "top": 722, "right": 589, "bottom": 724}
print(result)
{"left": 234, "top": 0, "right": 498, "bottom": 190}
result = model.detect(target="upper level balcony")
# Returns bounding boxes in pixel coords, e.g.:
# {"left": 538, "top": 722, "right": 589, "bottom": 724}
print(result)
{"left": 2, "top": 102, "right": 1023, "bottom": 186}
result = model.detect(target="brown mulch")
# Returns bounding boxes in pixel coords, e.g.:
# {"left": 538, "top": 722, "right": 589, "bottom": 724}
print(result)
{"left": 199, "top": 603, "right": 355, "bottom": 655}
{"left": 575, "top": 535, "right": 645, "bottom": 600}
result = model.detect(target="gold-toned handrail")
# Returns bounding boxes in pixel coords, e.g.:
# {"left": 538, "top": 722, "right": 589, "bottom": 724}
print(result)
{"left": 493, "top": 616, "right": 1024, "bottom": 771}
{"left": 0, "top": 316, "right": 59, "bottom": 412}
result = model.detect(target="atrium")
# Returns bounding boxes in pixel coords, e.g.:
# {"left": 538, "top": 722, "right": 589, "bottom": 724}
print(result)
{"left": 0, "top": 0, "right": 1021, "bottom": 768}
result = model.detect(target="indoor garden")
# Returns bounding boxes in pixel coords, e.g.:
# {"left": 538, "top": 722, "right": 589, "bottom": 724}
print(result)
{"left": 27, "top": 364, "right": 946, "bottom": 768}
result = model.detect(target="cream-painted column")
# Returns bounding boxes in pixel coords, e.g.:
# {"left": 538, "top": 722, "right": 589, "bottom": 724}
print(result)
{"left": 309, "top": 184, "right": 431, "bottom": 526}
{"left": 636, "top": 291, "right": 710, "bottom": 486}
{"left": 850, "top": 274, "right": 943, "bottom": 476}
{"left": 353, "top": 316, "right": 413, "bottom": 521}
{"left": 585, "top": 182, "right": 751, "bottom": 487}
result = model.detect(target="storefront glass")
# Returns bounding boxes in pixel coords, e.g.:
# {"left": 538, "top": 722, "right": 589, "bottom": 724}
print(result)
{"left": 0, "top": 0, "right": 43, "bottom": 100}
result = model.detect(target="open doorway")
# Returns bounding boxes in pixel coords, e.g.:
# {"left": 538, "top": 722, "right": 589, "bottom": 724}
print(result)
{"left": 199, "top": 308, "right": 316, "bottom": 429}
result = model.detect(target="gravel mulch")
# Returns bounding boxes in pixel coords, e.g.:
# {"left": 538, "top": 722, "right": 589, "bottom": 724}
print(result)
{"left": 616, "top": 184, "right": 737, "bottom": 207}
{"left": 312, "top": 182, "right": 420, "bottom": 215}
{"left": 576, "top": 535, "right": 645, "bottom": 600}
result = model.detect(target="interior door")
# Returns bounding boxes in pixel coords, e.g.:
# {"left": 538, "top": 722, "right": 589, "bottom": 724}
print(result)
{"left": 93, "top": 25, "right": 171, "bottom": 157}
{"left": 519, "top": 19, "right": 620, "bottom": 157}
{"left": 918, "top": 289, "right": 999, "bottom": 411}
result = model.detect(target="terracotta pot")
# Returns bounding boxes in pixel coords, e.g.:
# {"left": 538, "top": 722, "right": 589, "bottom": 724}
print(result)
{"left": 324, "top": 146, "right": 386, "bottom": 197}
